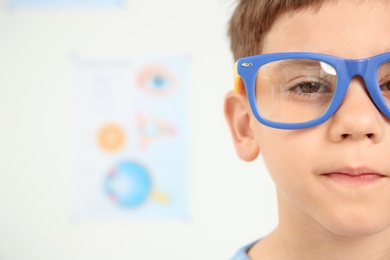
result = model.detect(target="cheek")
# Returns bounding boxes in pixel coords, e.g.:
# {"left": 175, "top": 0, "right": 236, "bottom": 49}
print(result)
{"left": 262, "top": 137, "right": 309, "bottom": 192}
{"left": 258, "top": 128, "right": 319, "bottom": 179}
{"left": 257, "top": 127, "right": 323, "bottom": 206}
{"left": 257, "top": 126, "right": 390, "bottom": 237}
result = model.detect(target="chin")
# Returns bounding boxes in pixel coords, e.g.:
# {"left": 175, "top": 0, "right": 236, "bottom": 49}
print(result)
{"left": 322, "top": 215, "right": 390, "bottom": 238}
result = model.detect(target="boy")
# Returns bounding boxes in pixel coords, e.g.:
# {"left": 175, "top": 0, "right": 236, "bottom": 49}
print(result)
{"left": 224, "top": 1, "right": 390, "bottom": 259}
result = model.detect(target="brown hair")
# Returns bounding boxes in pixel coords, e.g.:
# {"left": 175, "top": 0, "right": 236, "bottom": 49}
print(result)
{"left": 228, "top": 0, "right": 329, "bottom": 61}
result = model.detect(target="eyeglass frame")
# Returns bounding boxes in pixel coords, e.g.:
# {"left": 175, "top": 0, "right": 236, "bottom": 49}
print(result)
{"left": 233, "top": 52, "right": 390, "bottom": 130}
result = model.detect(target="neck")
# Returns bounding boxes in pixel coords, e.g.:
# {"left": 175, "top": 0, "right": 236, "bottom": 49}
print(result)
{"left": 249, "top": 192, "right": 390, "bottom": 260}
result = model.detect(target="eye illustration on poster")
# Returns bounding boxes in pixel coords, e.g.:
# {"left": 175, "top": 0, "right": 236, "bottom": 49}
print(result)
{"left": 73, "top": 54, "right": 190, "bottom": 221}
{"left": 136, "top": 65, "right": 178, "bottom": 97}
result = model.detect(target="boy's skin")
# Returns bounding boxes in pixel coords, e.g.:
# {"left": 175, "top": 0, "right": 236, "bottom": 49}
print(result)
{"left": 225, "top": 1, "right": 390, "bottom": 260}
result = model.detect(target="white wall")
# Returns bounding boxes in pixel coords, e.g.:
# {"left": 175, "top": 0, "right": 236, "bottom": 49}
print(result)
{"left": 0, "top": 1, "right": 277, "bottom": 259}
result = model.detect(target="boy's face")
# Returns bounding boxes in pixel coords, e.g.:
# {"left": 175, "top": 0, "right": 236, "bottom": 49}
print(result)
{"left": 225, "top": 2, "right": 390, "bottom": 238}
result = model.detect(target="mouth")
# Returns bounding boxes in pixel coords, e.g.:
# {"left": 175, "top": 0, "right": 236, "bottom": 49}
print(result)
{"left": 321, "top": 167, "right": 387, "bottom": 185}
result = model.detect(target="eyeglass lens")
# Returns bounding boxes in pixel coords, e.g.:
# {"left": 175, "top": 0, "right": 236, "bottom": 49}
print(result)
{"left": 255, "top": 58, "right": 390, "bottom": 124}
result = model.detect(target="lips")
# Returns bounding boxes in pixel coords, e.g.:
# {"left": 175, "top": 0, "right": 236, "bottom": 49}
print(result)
{"left": 322, "top": 167, "right": 387, "bottom": 185}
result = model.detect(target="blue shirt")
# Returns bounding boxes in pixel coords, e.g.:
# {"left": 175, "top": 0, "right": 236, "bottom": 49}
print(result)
{"left": 230, "top": 241, "right": 258, "bottom": 260}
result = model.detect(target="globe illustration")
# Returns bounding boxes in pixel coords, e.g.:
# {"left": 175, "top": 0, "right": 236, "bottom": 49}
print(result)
{"left": 105, "top": 161, "right": 152, "bottom": 207}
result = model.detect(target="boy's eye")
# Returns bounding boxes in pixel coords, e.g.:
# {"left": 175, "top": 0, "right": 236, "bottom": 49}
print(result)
{"left": 285, "top": 77, "right": 334, "bottom": 98}
{"left": 293, "top": 81, "right": 329, "bottom": 94}
{"left": 380, "top": 81, "right": 390, "bottom": 91}
{"left": 380, "top": 81, "right": 390, "bottom": 99}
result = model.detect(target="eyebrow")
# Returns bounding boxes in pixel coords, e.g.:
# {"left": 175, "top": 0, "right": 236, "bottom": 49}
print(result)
{"left": 311, "top": 48, "right": 390, "bottom": 59}
{"left": 371, "top": 48, "right": 390, "bottom": 57}
{"left": 271, "top": 59, "right": 321, "bottom": 70}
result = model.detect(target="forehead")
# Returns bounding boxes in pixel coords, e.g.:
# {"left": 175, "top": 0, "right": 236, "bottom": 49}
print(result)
{"left": 262, "top": 1, "right": 390, "bottom": 59}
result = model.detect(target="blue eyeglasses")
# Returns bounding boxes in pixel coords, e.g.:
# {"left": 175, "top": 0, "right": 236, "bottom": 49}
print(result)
{"left": 234, "top": 52, "right": 390, "bottom": 129}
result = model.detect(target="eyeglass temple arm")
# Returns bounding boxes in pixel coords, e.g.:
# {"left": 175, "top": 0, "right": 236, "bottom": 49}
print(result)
{"left": 233, "top": 61, "right": 246, "bottom": 94}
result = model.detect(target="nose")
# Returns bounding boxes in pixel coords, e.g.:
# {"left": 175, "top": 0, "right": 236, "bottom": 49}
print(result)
{"left": 327, "top": 77, "right": 385, "bottom": 143}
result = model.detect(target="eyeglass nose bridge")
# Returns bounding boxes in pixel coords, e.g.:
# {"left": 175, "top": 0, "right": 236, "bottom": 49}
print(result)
{"left": 344, "top": 58, "right": 370, "bottom": 78}
{"left": 337, "top": 58, "right": 390, "bottom": 119}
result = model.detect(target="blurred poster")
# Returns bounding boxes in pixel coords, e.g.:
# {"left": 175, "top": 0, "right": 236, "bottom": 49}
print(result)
{"left": 7, "top": 0, "right": 124, "bottom": 9}
{"left": 73, "top": 53, "right": 190, "bottom": 221}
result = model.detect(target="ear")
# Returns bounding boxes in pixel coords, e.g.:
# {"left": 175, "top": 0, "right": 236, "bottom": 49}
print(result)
{"left": 224, "top": 91, "right": 260, "bottom": 161}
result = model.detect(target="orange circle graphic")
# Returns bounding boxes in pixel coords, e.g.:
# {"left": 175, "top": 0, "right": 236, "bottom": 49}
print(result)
{"left": 98, "top": 123, "right": 126, "bottom": 152}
